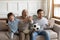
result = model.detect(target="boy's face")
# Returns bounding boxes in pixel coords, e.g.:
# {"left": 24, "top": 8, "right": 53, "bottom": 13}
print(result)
{"left": 37, "top": 11, "right": 44, "bottom": 19}
{"left": 9, "top": 15, "right": 14, "bottom": 21}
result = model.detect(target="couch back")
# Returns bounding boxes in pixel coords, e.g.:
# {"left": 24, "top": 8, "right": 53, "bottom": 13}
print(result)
{"left": 0, "top": 20, "right": 8, "bottom": 31}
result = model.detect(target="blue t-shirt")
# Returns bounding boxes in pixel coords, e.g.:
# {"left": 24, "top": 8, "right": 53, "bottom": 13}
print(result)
{"left": 8, "top": 19, "right": 20, "bottom": 33}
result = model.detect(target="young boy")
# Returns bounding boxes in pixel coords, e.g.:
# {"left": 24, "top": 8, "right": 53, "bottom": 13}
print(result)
{"left": 7, "top": 12, "right": 20, "bottom": 40}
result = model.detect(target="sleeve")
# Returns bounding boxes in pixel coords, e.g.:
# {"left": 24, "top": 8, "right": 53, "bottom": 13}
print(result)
{"left": 45, "top": 18, "right": 48, "bottom": 25}
{"left": 29, "top": 20, "right": 34, "bottom": 30}
{"left": 43, "top": 18, "right": 49, "bottom": 28}
{"left": 16, "top": 19, "right": 20, "bottom": 22}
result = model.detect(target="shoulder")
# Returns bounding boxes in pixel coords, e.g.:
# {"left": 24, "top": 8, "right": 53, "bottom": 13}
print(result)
{"left": 42, "top": 17, "right": 48, "bottom": 21}
{"left": 8, "top": 20, "right": 11, "bottom": 25}
{"left": 15, "top": 18, "right": 20, "bottom": 22}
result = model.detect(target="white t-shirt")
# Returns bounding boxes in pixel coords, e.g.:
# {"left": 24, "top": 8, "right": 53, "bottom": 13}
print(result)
{"left": 34, "top": 17, "right": 48, "bottom": 31}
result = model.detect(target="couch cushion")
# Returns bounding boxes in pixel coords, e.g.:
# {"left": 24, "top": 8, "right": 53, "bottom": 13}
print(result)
{"left": 0, "top": 31, "right": 9, "bottom": 40}
{"left": 0, "top": 31, "right": 19, "bottom": 40}
{"left": 45, "top": 30, "right": 57, "bottom": 39}
{"left": 0, "top": 20, "right": 8, "bottom": 31}
{"left": 36, "top": 30, "right": 57, "bottom": 40}
{"left": 36, "top": 35, "right": 45, "bottom": 40}
{"left": 51, "top": 39, "right": 58, "bottom": 40}
{"left": 37, "top": 36, "right": 58, "bottom": 40}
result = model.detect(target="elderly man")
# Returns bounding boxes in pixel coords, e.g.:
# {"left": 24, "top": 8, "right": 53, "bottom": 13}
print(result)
{"left": 18, "top": 9, "right": 33, "bottom": 40}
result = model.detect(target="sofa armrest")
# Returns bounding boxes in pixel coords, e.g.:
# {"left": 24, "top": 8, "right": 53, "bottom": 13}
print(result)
{"left": 53, "top": 24, "right": 60, "bottom": 33}
{"left": 53, "top": 24, "right": 60, "bottom": 40}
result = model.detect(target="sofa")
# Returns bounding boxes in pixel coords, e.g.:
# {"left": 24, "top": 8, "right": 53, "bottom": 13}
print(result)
{"left": 0, "top": 18, "right": 60, "bottom": 40}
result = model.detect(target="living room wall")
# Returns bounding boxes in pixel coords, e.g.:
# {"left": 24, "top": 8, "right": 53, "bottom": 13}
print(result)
{"left": 0, "top": 0, "right": 48, "bottom": 18}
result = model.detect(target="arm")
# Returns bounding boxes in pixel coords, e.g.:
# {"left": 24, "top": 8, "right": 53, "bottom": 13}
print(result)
{"left": 53, "top": 24, "right": 60, "bottom": 33}
{"left": 28, "top": 16, "right": 33, "bottom": 24}
{"left": 28, "top": 16, "right": 34, "bottom": 33}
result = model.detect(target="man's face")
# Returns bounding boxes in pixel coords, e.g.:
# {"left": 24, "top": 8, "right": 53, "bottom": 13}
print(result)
{"left": 37, "top": 11, "right": 44, "bottom": 19}
{"left": 22, "top": 10, "right": 28, "bottom": 17}
{"left": 9, "top": 15, "right": 14, "bottom": 21}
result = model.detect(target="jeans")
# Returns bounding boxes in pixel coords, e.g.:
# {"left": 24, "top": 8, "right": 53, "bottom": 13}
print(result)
{"left": 31, "top": 30, "right": 50, "bottom": 40}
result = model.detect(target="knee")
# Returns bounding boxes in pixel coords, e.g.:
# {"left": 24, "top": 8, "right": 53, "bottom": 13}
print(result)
{"left": 32, "top": 33, "right": 36, "bottom": 37}
{"left": 32, "top": 32, "right": 37, "bottom": 37}
{"left": 43, "top": 31, "right": 50, "bottom": 36}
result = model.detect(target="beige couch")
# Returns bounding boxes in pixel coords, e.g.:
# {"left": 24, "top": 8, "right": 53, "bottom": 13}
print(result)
{"left": 0, "top": 18, "right": 60, "bottom": 40}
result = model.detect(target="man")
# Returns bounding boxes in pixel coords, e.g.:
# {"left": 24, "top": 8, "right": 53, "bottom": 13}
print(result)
{"left": 31, "top": 9, "right": 50, "bottom": 40}
{"left": 18, "top": 9, "right": 33, "bottom": 40}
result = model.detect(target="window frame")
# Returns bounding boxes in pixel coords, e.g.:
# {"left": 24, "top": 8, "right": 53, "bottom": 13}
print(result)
{"left": 52, "top": 0, "right": 60, "bottom": 19}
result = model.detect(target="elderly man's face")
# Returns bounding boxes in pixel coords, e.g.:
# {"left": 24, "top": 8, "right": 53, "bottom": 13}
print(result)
{"left": 22, "top": 10, "right": 28, "bottom": 17}
{"left": 37, "top": 11, "right": 44, "bottom": 19}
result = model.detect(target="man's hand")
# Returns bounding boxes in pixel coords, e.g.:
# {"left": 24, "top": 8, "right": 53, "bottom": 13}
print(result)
{"left": 28, "top": 16, "right": 33, "bottom": 22}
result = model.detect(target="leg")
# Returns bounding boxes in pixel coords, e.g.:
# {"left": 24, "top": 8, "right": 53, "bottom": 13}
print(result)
{"left": 31, "top": 32, "right": 38, "bottom": 40}
{"left": 19, "top": 32, "right": 25, "bottom": 40}
{"left": 9, "top": 32, "right": 14, "bottom": 40}
{"left": 26, "top": 34, "right": 30, "bottom": 40}
{"left": 6, "top": 32, "right": 14, "bottom": 40}
{"left": 39, "top": 31, "right": 50, "bottom": 40}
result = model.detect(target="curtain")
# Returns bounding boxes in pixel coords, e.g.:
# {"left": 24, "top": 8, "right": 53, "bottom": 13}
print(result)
{"left": 47, "top": 0, "right": 52, "bottom": 19}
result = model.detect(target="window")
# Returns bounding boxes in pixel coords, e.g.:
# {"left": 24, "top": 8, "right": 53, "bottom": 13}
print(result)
{"left": 52, "top": 0, "right": 60, "bottom": 19}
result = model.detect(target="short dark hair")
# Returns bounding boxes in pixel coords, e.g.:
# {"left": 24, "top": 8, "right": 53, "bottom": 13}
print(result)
{"left": 37, "top": 9, "right": 43, "bottom": 14}
{"left": 7, "top": 12, "right": 14, "bottom": 18}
